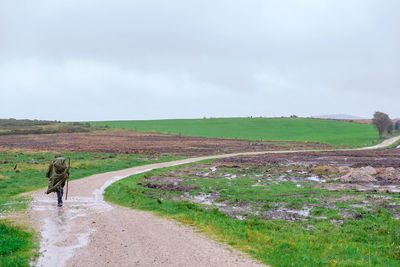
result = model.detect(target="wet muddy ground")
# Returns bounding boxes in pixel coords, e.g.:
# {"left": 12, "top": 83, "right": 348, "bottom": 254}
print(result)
{"left": 0, "top": 130, "right": 334, "bottom": 156}
{"left": 134, "top": 149, "right": 400, "bottom": 224}
{"left": 218, "top": 148, "right": 400, "bottom": 168}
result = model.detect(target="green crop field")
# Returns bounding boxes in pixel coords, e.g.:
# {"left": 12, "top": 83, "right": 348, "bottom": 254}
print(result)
{"left": 90, "top": 117, "right": 379, "bottom": 148}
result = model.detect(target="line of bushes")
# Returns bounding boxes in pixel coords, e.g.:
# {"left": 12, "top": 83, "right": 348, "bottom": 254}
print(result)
{"left": 0, "top": 120, "right": 108, "bottom": 136}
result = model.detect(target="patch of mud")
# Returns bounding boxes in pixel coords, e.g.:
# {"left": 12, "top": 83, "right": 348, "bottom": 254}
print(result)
{"left": 138, "top": 182, "right": 200, "bottom": 192}
{"left": 0, "top": 130, "right": 334, "bottom": 156}
{"left": 217, "top": 149, "right": 400, "bottom": 168}
{"left": 142, "top": 176, "right": 182, "bottom": 185}
{"left": 218, "top": 205, "right": 255, "bottom": 220}
{"left": 187, "top": 192, "right": 221, "bottom": 205}
{"left": 178, "top": 192, "right": 255, "bottom": 220}
{"left": 263, "top": 207, "right": 311, "bottom": 221}
{"left": 216, "top": 164, "right": 242, "bottom": 169}
{"left": 179, "top": 164, "right": 212, "bottom": 171}
{"left": 145, "top": 159, "right": 400, "bottom": 224}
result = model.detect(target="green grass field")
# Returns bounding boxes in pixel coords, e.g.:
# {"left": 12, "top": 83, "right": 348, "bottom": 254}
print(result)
{"left": 90, "top": 117, "right": 379, "bottom": 148}
{"left": 0, "top": 150, "right": 181, "bottom": 266}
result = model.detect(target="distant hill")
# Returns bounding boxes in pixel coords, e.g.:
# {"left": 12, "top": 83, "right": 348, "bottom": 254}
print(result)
{"left": 311, "top": 114, "right": 367, "bottom": 120}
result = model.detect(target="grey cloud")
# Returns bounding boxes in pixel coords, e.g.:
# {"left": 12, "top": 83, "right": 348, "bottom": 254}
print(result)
{"left": 0, "top": 0, "right": 399, "bottom": 120}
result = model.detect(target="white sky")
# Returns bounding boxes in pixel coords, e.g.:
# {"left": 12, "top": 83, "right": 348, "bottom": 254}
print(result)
{"left": 1, "top": 0, "right": 399, "bottom": 121}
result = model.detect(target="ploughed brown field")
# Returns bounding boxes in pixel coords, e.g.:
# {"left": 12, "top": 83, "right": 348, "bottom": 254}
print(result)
{"left": 0, "top": 130, "right": 334, "bottom": 156}
{"left": 218, "top": 149, "right": 400, "bottom": 168}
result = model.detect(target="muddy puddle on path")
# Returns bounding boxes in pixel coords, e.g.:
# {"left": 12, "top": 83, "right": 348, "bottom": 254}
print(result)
{"left": 32, "top": 197, "right": 98, "bottom": 267}
{"left": 32, "top": 188, "right": 119, "bottom": 266}
{"left": 31, "top": 172, "right": 150, "bottom": 267}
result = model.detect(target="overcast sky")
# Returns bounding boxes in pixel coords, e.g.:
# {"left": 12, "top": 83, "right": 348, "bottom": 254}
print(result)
{"left": 1, "top": 0, "right": 399, "bottom": 121}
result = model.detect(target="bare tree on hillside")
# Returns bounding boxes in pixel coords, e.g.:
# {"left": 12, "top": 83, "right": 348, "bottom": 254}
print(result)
{"left": 372, "top": 111, "right": 392, "bottom": 139}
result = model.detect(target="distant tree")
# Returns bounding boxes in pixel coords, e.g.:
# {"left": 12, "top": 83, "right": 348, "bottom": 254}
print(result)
{"left": 388, "top": 122, "right": 394, "bottom": 135}
{"left": 395, "top": 121, "right": 400, "bottom": 131}
{"left": 372, "top": 111, "right": 392, "bottom": 139}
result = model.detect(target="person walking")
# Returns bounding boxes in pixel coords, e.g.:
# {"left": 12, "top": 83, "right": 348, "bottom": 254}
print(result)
{"left": 45, "top": 153, "right": 70, "bottom": 207}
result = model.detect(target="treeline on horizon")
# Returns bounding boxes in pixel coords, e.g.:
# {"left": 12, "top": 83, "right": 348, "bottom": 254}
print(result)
{"left": 0, "top": 118, "right": 61, "bottom": 127}
{"left": 0, "top": 118, "right": 107, "bottom": 135}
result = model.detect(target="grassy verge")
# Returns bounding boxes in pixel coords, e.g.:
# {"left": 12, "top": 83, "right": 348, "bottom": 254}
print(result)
{"left": 0, "top": 221, "right": 36, "bottom": 267}
{"left": 0, "top": 149, "right": 182, "bottom": 266}
{"left": 105, "top": 161, "right": 400, "bottom": 266}
{"left": 90, "top": 117, "right": 379, "bottom": 148}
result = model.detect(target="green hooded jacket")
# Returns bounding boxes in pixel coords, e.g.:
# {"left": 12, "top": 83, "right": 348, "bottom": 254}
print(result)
{"left": 45, "top": 157, "right": 70, "bottom": 194}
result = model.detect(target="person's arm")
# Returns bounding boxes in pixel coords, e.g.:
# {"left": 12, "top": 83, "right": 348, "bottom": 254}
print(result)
{"left": 62, "top": 158, "right": 70, "bottom": 177}
{"left": 46, "top": 163, "right": 53, "bottom": 178}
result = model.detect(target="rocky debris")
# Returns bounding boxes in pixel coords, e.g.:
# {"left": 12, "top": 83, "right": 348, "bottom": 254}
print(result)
{"left": 337, "top": 166, "right": 351, "bottom": 173}
{"left": 321, "top": 165, "right": 400, "bottom": 193}
{"left": 361, "top": 166, "right": 377, "bottom": 175}
{"left": 336, "top": 166, "right": 400, "bottom": 184}
{"left": 377, "top": 167, "right": 400, "bottom": 181}
{"left": 337, "top": 166, "right": 377, "bottom": 183}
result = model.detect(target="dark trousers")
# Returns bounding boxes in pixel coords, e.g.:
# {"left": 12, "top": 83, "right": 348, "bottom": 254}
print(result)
{"left": 56, "top": 185, "right": 64, "bottom": 204}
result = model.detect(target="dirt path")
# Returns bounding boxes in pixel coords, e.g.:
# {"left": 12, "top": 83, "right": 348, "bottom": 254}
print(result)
{"left": 358, "top": 135, "right": 400, "bottom": 150}
{"left": 29, "top": 136, "right": 400, "bottom": 267}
